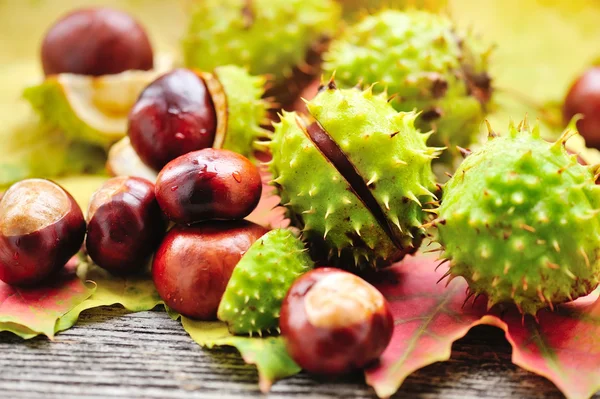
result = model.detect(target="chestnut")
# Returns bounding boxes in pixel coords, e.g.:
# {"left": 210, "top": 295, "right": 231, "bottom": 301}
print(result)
{"left": 155, "top": 148, "right": 262, "bottom": 224}
{"left": 564, "top": 67, "right": 600, "bottom": 149}
{"left": 280, "top": 268, "right": 393, "bottom": 375}
{"left": 86, "top": 176, "right": 166, "bottom": 275}
{"left": 0, "top": 179, "right": 86, "bottom": 286}
{"left": 41, "top": 8, "right": 153, "bottom": 76}
{"left": 152, "top": 221, "right": 268, "bottom": 319}
{"left": 128, "top": 69, "right": 217, "bottom": 171}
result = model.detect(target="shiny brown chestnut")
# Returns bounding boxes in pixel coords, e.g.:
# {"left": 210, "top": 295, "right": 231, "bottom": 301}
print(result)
{"left": 152, "top": 221, "right": 268, "bottom": 319}
{"left": 128, "top": 69, "right": 217, "bottom": 171}
{"left": 564, "top": 67, "right": 600, "bottom": 149}
{"left": 280, "top": 268, "right": 394, "bottom": 375}
{"left": 0, "top": 179, "right": 86, "bottom": 286}
{"left": 41, "top": 8, "right": 153, "bottom": 76}
{"left": 155, "top": 148, "right": 262, "bottom": 224}
{"left": 86, "top": 176, "right": 166, "bottom": 275}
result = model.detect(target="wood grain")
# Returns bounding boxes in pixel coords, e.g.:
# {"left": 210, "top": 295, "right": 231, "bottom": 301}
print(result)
{"left": 0, "top": 306, "right": 595, "bottom": 399}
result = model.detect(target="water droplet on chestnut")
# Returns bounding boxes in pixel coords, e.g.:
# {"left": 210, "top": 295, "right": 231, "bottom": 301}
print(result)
{"left": 41, "top": 8, "right": 153, "bottom": 76}
{"left": 128, "top": 68, "right": 217, "bottom": 171}
{"left": 0, "top": 179, "right": 86, "bottom": 286}
{"left": 564, "top": 67, "right": 600, "bottom": 149}
{"left": 152, "top": 221, "right": 268, "bottom": 319}
{"left": 280, "top": 268, "right": 394, "bottom": 375}
{"left": 155, "top": 148, "right": 262, "bottom": 224}
{"left": 86, "top": 177, "right": 166, "bottom": 275}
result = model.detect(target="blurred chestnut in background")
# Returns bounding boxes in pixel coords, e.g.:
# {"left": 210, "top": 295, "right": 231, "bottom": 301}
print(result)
{"left": 0, "top": 179, "right": 86, "bottom": 286}
{"left": 128, "top": 69, "right": 217, "bottom": 171}
{"left": 86, "top": 176, "right": 165, "bottom": 275}
{"left": 41, "top": 7, "right": 153, "bottom": 76}
{"left": 152, "top": 221, "right": 268, "bottom": 319}
{"left": 564, "top": 67, "right": 600, "bottom": 149}
{"left": 280, "top": 268, "right": 394, "bottom": 375}
{"left": 155, "top": 149, "right": 262, "bottom": 225}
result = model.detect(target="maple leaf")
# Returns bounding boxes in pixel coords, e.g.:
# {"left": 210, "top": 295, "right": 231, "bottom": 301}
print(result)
{"left": 180, "top": 317, "right": 301, "bottom": 393}
{"left": 364, "top": 255, "right": 489, "bottom": 398}
{"left": 365, "top": 254, "right": 600, "bottom": 399}
{"left": 0, "top": 260, "right": 95, "bottom": 339}
{"left": 484, "top": 294, "right": 600, "bottom": 399}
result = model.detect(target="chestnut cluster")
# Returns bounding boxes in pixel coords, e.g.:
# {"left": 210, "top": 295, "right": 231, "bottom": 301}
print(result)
{"left": 0, "top": 148, "right": 262, "bottom": 285}
{"left": 19, "top": 5, "right": 397, "bottom": 378}
{"left": 151, "top": 148, "right": 264, "bottom": 320}
{"left": 86, "top": 147, "right": 262, "bottom": 285}
{"left": 41, "top": 8, "right": 226, "bottom": 172}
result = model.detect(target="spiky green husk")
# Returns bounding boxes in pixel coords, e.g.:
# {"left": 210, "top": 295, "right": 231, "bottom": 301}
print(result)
{"left": 23, "top": 71, "right": 157, "bottom": 148}
{"left": 437, "top": 121, "right": 600, "bottom": 315}
{"left": 323, "top": 10, "right": 492, "bottom": 160}
{"left": 218, "top": 229, "right": 313, "bottom": 335}
{"left": 183, "top": 0, "right": 340, "bottom": 83}
{"left": 213, "top": 66, "right": 271, "bottom": 157}
{"left": 269, "top": 85, "right": 438, "bottom": 268}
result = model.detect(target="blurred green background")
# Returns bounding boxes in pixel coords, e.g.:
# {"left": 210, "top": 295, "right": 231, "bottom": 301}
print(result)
{"left": 1, "top": 0, "right": 600, "bottom": 190}
{"left": 2, "top": 0, "right": 599, "bottom": 104}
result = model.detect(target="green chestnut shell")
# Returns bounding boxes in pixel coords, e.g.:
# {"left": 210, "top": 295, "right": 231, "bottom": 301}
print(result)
{"left": 436, "top": 120, "right": 600, "bottom": 315}
{"left": 269, "top": 84, "right": 439, "bottom": 268}
{"left": 183, "top": 0, "right": 341, "bottom": 84}
{"left": 217, "top": 229, "right": 313, "bottom": 335}
{"left": 323, "top": 10, "right": 492, "bottom": 162}
{"left": 211, "top": 65, "right": 271, "bottom": 158}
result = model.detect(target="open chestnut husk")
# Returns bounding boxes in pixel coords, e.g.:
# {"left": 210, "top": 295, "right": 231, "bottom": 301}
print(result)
{"left": 152, "top": 221, "right": 268, "bottom": 319}
{"left": 0, "top": 179, "right": 86, "bottom": 286}
{"left": 280, "top": 268, "right": 393, "bottom": 375}
{"left": 155, "top": 148, "right": 262, "bottom": 224}
{"left": 128, "top": 68, "right": 217, "bottom": 171}
{"left": 86, "top": 176, "right": 166, "bottom": 275}
{"left": 41, "top": 7, "right": 153, "bottom": 76}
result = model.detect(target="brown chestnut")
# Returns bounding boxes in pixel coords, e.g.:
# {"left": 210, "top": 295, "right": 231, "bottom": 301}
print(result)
{"left": 0, "top": 179, "right": 86, "bottom": 286}
{"left": 41, "top": 8, "right": 153, "bottom": 76}
{"left": 128, "top": 69, "right": 217, "bottom": 171}
{"left": 155, "top": 148, "right": 262, "bottom": 224}
{"left": 86, "top": 176, "right": 166, "bottom": 275}
{"left": 564, "top": 67, "right": 600, "bottom": 149}
{"left": 152, "top": 221, "right": 268, "bottom": 319}
{"left": 280, "top": 268, "right": 393, "bottom": 375}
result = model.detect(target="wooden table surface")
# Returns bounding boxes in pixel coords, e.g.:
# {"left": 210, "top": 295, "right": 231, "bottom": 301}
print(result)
{"left": 1, "top": 306, "right": 595, "bottom": 399}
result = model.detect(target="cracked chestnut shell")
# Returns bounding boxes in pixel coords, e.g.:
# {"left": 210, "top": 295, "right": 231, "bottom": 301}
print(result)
{"left": 0, "top": 179, "right": 86, "bottom": 286}
{"left": 86, "top": 176, "right": 166, "bottom": 275}
{"left": 564, "top": 67, "right": 600, "bottom": 149}
{"left": 128, "top": 68, "right": 217, "bottom": 171}
{"left": 155, "top": 148, "right": 262, "bottom": 224}
{"left": 41, "top": 7, "right": 153, "bottom": 76}
{"left": 152, "top": 221, "right": 268, "bottom": 319}
{"left": 280, "top": 268, "right": 393, "bottom": 375}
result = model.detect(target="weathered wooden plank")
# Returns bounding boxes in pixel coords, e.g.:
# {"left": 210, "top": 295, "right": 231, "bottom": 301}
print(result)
{"left": 0, "top": 307, "right": 593, "bottom": 398}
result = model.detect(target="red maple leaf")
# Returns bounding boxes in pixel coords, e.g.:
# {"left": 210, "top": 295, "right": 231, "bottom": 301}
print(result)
{"left": 0, "top": 259, "right": 94, "bottom": 339}
{"left": 364, "top": 255, "right": 488, "bottom": 398}
{"left": 485, "top": 294, "right": 600, "bottom": 399}
{"left": 365, "top": 255, "right": 600, "bottom": 399}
